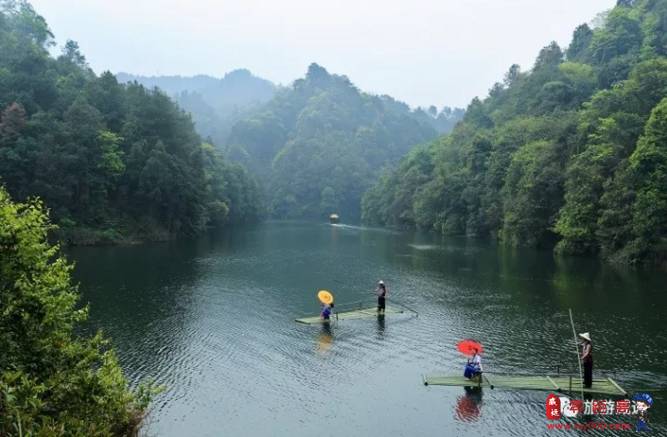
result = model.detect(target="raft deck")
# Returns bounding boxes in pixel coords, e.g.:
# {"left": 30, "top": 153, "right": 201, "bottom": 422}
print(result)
{"left": 423, "top": 374, "right": 627, "bottom": 396}
{"left": 295, "top": 306, "right": 404, "bottom": 324}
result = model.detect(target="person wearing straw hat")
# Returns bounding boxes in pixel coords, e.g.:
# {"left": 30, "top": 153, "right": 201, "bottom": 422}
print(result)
{"left": 375, "top": 280, "right": 387, "bottom": 314}
{"left": 578, "top": 332, "right": 593, "bottom": 388}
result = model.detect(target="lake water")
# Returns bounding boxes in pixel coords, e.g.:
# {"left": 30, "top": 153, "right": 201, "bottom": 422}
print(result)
{"left": 67, "top": 221, "right": 667, "bottom": 436}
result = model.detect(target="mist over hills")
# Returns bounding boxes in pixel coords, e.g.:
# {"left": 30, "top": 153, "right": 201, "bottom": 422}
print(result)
{"left": 116, "top": 69, "right": 277, "bottom": 144}
{"left": 225, "top": 63, "right": 463, "bottom": 220}
{"left": 4, "top": 0, "right": 667, "bottom": 436}
{"left": 117, "top": 68, "right": 463, "bottom": 145}
{"left": 119, "top": 65, "right": 464, "bottom": 220}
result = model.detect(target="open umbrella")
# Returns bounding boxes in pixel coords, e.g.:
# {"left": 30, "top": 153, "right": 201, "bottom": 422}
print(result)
{"left": 457, "top": 339, "right": 483, "bottom": 356}
{"left": 317, "top": 290, "right": 334, "bottom": 305}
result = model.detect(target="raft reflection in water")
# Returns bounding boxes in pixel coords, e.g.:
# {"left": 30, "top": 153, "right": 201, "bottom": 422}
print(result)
{"left": 376, "top": 314, "right": 385, "bottom": 337}
{"left": 317, "top": 323, "right": 334, "bottom": 354}
{"left": 455, "top": 387, "right": 483, "bottom": 422}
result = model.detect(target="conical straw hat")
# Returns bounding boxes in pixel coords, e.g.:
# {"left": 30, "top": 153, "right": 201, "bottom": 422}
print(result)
{"left": 578, "top": 332, "right": 591, "bottom": 342}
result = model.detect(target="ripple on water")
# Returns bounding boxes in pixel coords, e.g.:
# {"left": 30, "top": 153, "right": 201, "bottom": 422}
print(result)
{"left": 68, "top": 222, "right": 667, "bottom": 437}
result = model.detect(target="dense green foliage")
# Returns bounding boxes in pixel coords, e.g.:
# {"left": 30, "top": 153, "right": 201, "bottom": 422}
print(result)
{"left": 225, "top": 64, "right": 461, "bottom": 219}
{"left": 116, "top": 70, "right": 277, "bottom": 146}
{"left": 0, "top": 1, "right": 261, "bottom": 244}
{"left": 363, "top": 0, "right": 667, "bottom": 264}
{"left": 0, "top": 186, "right": 151, "bottom": 435}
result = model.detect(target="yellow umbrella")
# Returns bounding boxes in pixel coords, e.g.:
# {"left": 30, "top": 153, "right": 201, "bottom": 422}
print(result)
{"left": 318, "top": 290, "right": 334, "bottom": 305}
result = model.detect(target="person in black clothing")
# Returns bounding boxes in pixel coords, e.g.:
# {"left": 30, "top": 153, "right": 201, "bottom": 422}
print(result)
{"left": 579, "top": 332, "right": 593, "bottom": 388}
{"left": 376, "top": 280, "right": 387, "bottom": 314}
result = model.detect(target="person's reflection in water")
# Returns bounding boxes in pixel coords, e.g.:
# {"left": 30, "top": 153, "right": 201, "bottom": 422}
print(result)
{"left": 376, "top": 314, "right": 386, "bottom": 338}
{"left": 317, "top": 322, "right": 334, "bottom": 354}
{"left": 454, "top": 386, "right": 483, "bottom": 422}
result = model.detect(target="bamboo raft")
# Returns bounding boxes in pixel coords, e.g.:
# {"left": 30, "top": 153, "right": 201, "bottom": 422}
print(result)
{"left": 423, "top": 374, "right": 627, "bottom": 396}
{"left": 295, "top": 305, "right": 404, "bottom": 324}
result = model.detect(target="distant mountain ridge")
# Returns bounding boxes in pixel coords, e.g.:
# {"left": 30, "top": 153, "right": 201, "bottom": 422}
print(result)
{"left": 225, "top": 63, "right": 460, "bottom": 220}
{"left": 117, "top": 66, "right": 464, "bottom": 221}
{"left": 116, "top": 69, "right": 277, "bottom": 143}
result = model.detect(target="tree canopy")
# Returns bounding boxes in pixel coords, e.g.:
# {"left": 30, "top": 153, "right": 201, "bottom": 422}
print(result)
{"left": 0, "top": 1, "right": 262, "bottom": 245}
{"left": 362, "top": 0, "right": 667, "bottom": 264}
{"left": 225, "top": 63, "right": 463, "bottom": 220}
{"left": 0, "top": 185, "right": 151, "bottom": 435}
{"left": 116, "top": 70, "right": 277, "bottom": 147}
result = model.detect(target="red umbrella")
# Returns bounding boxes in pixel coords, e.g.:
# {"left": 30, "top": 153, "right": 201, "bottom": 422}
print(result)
{"left": 457, "top": 339, "right": 483, "bottom": 356}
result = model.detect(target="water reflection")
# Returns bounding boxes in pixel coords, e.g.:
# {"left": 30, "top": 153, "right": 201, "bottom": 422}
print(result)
{"left": 316, "top": 323, "right": 334, "bottom": 354}
{"left": 376, "top": 314, "right": 386, "bottom": 338}
{"left": 65, "top": 221, "right": 667, "bottom": 436}
{"left": 66, "top": 240, "right": 205, "bottom": 385}
{"left": 454, "top": 386, "right": 484, "bottom": 422}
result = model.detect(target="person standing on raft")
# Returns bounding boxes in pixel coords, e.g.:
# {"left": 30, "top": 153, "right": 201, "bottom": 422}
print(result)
{"left": 579, "top": 332, "right": 593, "bottom": 388}
{"left": 375, "top": 280, "right": 387, "bottom": 314}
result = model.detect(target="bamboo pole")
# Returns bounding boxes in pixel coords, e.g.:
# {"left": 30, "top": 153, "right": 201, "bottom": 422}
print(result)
{"left": 569, "top": 308, "right": 585, "bottom": 400}
{"left": 607, "top": 377, "right": 627, "bottom": 396}
{"left": 392, "top": 299, "right": 419, "bottom": 316}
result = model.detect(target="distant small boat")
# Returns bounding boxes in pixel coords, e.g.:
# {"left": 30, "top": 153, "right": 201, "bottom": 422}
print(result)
{"left": 329, "top": 214, "right": 339, "bottom": 224}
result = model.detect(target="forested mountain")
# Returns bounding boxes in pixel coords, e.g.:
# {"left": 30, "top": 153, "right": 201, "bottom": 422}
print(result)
{"left": 0, "top": 1, "right": 262, "bottom": 244}
{"left": 225, "top": 63, "right": 459, "bottom": 220}
{"left": 117, "top": 70, "right": 277, "bottom": 145}
{"left": 362, "top": 0, "right": 667, "bottom": 264}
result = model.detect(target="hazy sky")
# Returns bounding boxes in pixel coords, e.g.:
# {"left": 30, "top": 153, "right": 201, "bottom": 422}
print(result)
{"left": 31, "top": 0, "right": 615, "bottom": 109}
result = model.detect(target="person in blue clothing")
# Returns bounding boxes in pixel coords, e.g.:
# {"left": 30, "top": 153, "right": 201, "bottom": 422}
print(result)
{"left": 633, "top": 393, "right": 653, "bottom": 432}
{"left": 321, "top": 303, "right": 333, "bottom": 321}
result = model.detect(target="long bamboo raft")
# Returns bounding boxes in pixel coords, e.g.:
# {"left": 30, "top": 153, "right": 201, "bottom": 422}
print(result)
{"left": 295, "top": 305, "right": 404, "bottom": 324}
{"left": 423, "top": 374, "right": 627, "bottom": 396}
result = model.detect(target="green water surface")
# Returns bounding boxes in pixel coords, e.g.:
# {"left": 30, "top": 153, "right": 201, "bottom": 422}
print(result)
{"left": 67, "top": 221, "right": 667, "bottom": 436}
